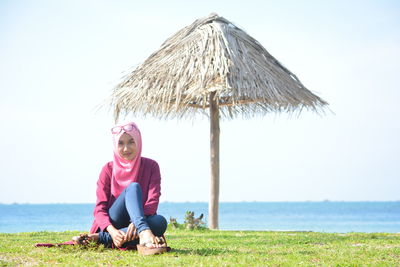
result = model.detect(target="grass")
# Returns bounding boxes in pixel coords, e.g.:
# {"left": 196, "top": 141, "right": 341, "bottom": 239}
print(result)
{"left": 0, "top": 229, "right": 399, "bottom": 266}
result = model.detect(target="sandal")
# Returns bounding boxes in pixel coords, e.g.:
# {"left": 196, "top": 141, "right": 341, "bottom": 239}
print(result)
{"left": 137, "top": 235, "right": 171, "bottom": 255}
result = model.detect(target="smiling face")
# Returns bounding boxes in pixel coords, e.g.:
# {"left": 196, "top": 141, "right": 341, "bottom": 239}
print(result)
{"left": 118, "top": 132, "right": 138, "bottom": 161}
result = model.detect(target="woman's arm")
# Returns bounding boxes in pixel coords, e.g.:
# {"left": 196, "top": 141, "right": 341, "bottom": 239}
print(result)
{"left": 143, "top": 161, "right": 161, "bottom": 216}
{"left": 93, "top": 163, "right": 113, "bottom": 231}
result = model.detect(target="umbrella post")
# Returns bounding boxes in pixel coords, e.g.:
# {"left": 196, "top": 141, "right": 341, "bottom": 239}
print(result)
{"left": 209, "top": 91, "right": 220, "bottom": 229}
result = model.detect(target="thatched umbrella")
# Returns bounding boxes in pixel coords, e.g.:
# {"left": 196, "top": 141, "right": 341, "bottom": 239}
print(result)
{"left": 108, "top": 13, "right": 328, "bottom": 229}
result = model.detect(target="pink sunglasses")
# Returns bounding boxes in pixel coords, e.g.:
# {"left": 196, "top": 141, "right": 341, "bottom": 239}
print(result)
{"left": 111, "top": 123, "right": 137, "bottom": 134}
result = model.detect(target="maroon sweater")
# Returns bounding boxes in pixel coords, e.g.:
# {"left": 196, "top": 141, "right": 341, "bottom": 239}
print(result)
{"left": 90, "top": 157, "right": 161, "bottom": 233}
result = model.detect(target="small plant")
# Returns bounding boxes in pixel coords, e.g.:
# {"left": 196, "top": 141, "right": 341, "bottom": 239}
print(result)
{"left": 169, "top": 216, "right": 182, "bottom": 229}
{"left": 168, "top": 211, "right": 206, "bottom": 230}
{"left": 184, "top": 211, "right": 206, "bottom": 230}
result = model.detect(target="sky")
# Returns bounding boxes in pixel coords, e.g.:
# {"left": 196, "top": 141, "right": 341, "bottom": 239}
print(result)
{"left": 0, "top": 0, "right": 399, "bottom": 204}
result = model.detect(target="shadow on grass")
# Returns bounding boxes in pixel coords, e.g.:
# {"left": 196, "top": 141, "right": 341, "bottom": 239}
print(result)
{"left": 172, "top": 247, "right": 234, "bottom": 256}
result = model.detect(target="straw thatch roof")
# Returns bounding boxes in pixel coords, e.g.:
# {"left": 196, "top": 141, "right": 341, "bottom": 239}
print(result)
{"left": 110, "top": 13, "right": 328, "bottom": 121}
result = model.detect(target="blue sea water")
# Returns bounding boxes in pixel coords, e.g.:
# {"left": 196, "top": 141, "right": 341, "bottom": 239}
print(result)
{"left": 0, "top": 202, "right": 399, "bottom": 233}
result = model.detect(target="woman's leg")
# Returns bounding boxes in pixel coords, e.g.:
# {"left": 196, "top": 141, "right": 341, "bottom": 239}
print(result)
{"left": 146, "top": 215, "right": 168, "bottom": 237}
{"left": 121, "top": 182, "right": 150, "bottom": 232}
{"left": 108, "top": 182, "right": 150, "bottom": 232}
{"left": 98, "top": 182, "right": 150, "bottom": 246}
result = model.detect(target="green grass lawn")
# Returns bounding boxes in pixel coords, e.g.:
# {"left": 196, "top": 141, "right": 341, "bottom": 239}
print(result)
{"left": 0, "top": 230, "right": 399, "bottom": 266}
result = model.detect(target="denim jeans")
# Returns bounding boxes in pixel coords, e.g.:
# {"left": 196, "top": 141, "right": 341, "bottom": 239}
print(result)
{"left": 98, "top": 182, "right": 167, "bottom": 247}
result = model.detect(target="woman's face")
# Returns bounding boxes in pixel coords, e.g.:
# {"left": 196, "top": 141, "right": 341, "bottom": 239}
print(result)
{"left": 118, "top": 132, "right": 137, "bottom": 161}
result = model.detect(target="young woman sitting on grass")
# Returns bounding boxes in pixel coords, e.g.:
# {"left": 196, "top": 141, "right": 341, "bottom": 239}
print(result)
{"left": 73, "top": 122, "right": 169, "bottom": 255}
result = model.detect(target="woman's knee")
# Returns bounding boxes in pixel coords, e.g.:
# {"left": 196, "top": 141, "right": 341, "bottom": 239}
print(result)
{"left": 147, "top": 215, "right": 168, "bottom": 236}
{"left": 126, "top": 182, "right": 141, "bottom": 192}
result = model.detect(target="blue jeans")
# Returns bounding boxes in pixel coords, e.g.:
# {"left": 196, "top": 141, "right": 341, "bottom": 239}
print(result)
{"left": 98, "top": 182, "right": 167, "bottom": 247}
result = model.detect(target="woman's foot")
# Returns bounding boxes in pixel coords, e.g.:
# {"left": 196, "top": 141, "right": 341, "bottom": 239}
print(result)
{"left": 137, "top": 232, "right": 170, "bottom": 255}
{"left": 138, "top": 229, "right": 164, "bottom": 248}
{"left": 72, "top": 233, "right": 99, "bottom": 245}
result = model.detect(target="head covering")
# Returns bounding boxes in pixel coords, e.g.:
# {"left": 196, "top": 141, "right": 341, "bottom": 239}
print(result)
{"left": 110, "top": 121, "right": 142, "bottom": 197}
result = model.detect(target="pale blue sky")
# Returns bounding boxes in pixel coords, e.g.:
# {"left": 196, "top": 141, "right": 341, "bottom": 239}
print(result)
{"left": 1, "top": 0, "right": 399, "bottom": 203}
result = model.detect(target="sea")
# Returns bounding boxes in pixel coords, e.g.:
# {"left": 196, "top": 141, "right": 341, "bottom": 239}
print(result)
{"left": 1, "top": 202, "right": 399, "bottom": 233}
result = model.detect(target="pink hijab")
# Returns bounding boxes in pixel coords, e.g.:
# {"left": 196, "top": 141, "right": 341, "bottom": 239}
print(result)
{"left": 110, "top": 121, "right": 142, "bottom": 198}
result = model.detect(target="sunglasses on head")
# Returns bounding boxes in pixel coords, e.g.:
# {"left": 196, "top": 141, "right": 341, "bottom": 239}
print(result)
{"left": 111, "top": 123, "right": 137, "bottom": 134}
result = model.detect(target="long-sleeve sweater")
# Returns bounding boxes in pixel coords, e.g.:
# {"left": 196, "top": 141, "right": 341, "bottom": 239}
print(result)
{"left": 90, "top": 157, "right": 161, "bottom": 233}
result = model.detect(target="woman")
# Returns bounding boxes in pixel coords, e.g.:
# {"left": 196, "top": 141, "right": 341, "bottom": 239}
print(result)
{"left": 73, "top": 122, "right": 169, "bottom": 254}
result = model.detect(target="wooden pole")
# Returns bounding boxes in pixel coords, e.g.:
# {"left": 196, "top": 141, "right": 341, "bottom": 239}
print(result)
{"left": 209, "top": 91, "right": 220, "bottom": 229}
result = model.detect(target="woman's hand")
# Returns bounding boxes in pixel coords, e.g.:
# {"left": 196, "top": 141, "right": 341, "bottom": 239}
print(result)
{"left": 126, "top": 223, "right": 138, "bottom": 242}
{"left": 106, "top": 225, "right": 126, "bottom": 248}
